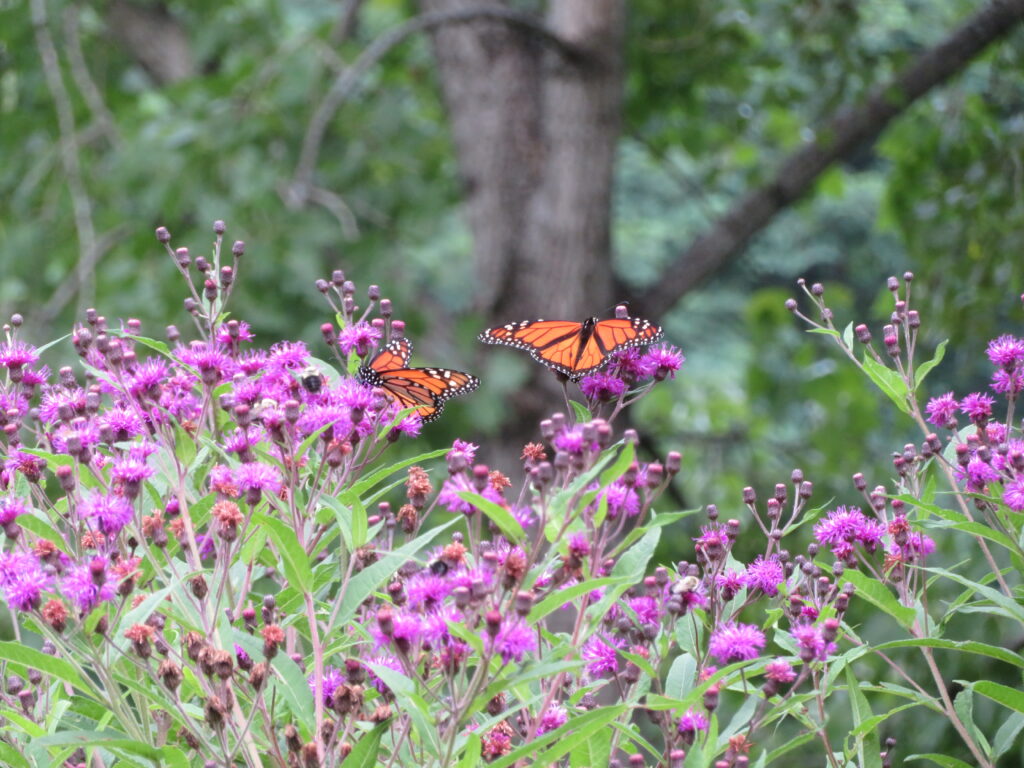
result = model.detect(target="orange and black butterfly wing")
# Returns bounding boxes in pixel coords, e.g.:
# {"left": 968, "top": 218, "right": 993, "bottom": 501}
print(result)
{"left": 358, "top": 338, "right": 479, "bottom": 422}
{"left": 591, "top": 317, "right": 663, "bottom": 358}
{"left": 368, "top": 337, "right": 413, "bottom": 373}
{"left": 479, "top": 320, "right": 587, "bottom": 378}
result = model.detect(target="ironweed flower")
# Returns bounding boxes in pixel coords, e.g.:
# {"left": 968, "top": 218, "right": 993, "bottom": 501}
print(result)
{"left": 708, "top": 622, "right": 765, "bottom": 665}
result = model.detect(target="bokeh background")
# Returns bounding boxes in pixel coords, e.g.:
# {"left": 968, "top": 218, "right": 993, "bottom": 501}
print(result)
{"left": 2, "top": 0, "right": 1024, "bottom": 762}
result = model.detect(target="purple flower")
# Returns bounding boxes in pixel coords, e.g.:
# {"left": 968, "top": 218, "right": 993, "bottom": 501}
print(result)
{"left": 97, "top": 407, "right": 146, "bottom": 442}
{"left": 579, "top": 372, "right": 627, "bottom": 401}
{"left": 992, "top": 369, "right": 1024, "bottom": 395}
{"left": 235, "top": 462, "right": 283, "bottom": 494}
{"left": 986, "top": 335, "right": 1024, "bottom": 368}
{"left": 1003, "top": 479, "right": 1024, "bottom": 511}
{"left": 126, "top": 359, "right": 169, "bottom": 399}
{"left": 642, "top": 344, "right": 685, "bottom": 380}
{"left": 536, "top": 705, "right": 568, "bottom": 735}
{"left": 337, "top": 323, "right": 383, "bottom": 357}
{"left": 488, "top": 619, "right": 537, "bottom": 664}
{"left": 791, "top": 624, "right": 835, "bottom": 662}
{"left": 421, "top": 605, "right": 464, "bottom": 646}
{"left": 708, "top": 622, "right": 765, "bottom": 665}
{"left": 925, "top": 393, "right": 958, "bottom": 427}
{"left": 391, "top": 413, "right": 423, "bottom": 438}
{"left": 366, "top": 655, "right": 402, "bottom": 694}
{"left": 627, "top": 596, "right": 662, "bottom": 627}
{"left": 0, "top": 497, "right": 27, "bottom": 525}
{"left": 890, "top": 532, "right": 935, "bottom": 562}
{"left": 960, "top": 392, "right": 995, "bottom": 423}
{"left": 742, "top": 555, "right": 785, "bottom": 596}
{"left": 38, "top": 387, "right": 87, "bottom": 424}
{"left": 81, "top": 490, "right": 134, "bottom": 536}
{"left": 111, "top": 454, "right": 156, "bottom": 485}
{"left": 450, "top": 439, "right": 478, "bottom": 463}
{"left": 608, "top": 348, "right": 655, "bottom": 380}
{"left": 582, "top": 634, "right": 621, "bottom": 677}
{"left": 813, "top": 506, "right": 885, "bottom": 552}
{"left": 406, "top": 573, "right": 453, "bottom": 610}
{"left": 309, "top": 666, "right": 345, "bottom": 707}
{"left": 0, "top": 552, "right": 51, "bottom": 611}
{"left": 177, "top": 341, "right": 234, "bottom": 385}
{"left": 694, "top": 524, "right": 730, "bottom": 560}
{"left": 62, "top": 558, "right": 116, "bottom": 613}
{"left": 552, "top": 426, "right": 598, "bottom": 456}
{"left": 765, "top": 659, "right": 797, "bottom": 683}
{"left": 592, "top": 481, "right": 640, "bottom": 519}
{"left": 216, "top": 321, "right": 255, "bottom": 346}
{"left": 0, "top": 341, "right": 39, "bottom": 370}
{"left": 677, "top": 708, "right": 709, "bottom": 737}
{"left": 965, "top": 458, "right": 999, "bottom": 491}
{"left": 237, "top": 350, "right": 269, "bottom": 375}
{"left": 266, "top": 341, "right": 310, "bottom": 374}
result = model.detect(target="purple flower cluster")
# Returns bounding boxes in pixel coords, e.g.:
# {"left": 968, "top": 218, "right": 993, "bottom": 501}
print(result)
{"left": 577, "top": 344, "right": 684, "bottom": 408}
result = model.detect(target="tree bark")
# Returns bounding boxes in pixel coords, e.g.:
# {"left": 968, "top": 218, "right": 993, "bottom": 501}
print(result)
{"left": 631, "top": 0, "right": 1024, "bottom": 318}
{"left": 106, "top": 0, "right": 195, "bottom": 85}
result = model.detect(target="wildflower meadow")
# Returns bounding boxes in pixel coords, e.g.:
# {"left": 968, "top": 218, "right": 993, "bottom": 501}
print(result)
{"left": 0, "top": 222, "right": 1022, "bottom": 768}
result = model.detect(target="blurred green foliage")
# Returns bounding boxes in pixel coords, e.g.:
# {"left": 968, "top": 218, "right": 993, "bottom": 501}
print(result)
{"left": 1, "top": 1, "right": 1023, "bottom": 758}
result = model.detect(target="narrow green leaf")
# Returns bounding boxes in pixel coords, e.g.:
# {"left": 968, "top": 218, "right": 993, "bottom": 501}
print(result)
{"left": 842, "top": 570, "right": 915, "bottom": 628}
{"left": 665, "top": 653, "right": 696, "bottom": 700}
{"left": 914, "top": 339, "right": 948, "bottom": 387}
{"left": 842, "top": 321, "right": 854, "bottom": 349}
{"left": 368, "top": 663, "right": 440, "bottom": 757}
{"left": 568, "top": 399, "right": 591, "bottom": 422}
{"left": 338, "top": 489, "right": 368, "bottom": 549}
{"left": 845, "top": 667, "right": 883, "bottom": 768}
{"left": 27, "top": 731, "right": 164, "bottom": 763}
{"left": 905, "top": 754, "right": 975, "bottom": 768}
{"left": 861, "top": 354, "right": 910, "bottom": 414}
{"left": 459, "top": 732, "right": 482, "bottom": 768}
{"left": 0, "top": 743, "right": 29, "bottom": 768}
{"left": 875, "top": 638, "right": 1024, "bottom": 670}
{"left": 570, "top": 720, "right": 612, "bottom": 768}
{"left": 172, "top": 421, "right": 197, "bottom": 469}
{"left": 232, "top": 629, "right": 315, "bottom": 734}
{"left": 350, "top": 447, "right": 449, "bottom": 496}
{"left": 343, "top": 720, "right": 391, "bottom": 768}
{"left": 457, "top": 490, "right": 523, "bottom": 544}
{"left": 993, "top": 711, "right": 1024, "bottom": 759}
{"left": 0, "top": 642, "right": 95, "bottom": 699}
{"left": 257, "top": 512, "right": 314, "bottom": 593}
{"left": 973, "top": 680, "right": 1024, "bottom": 714}
{"left": 529, "top": 577, "right": 618, "bottom": 623}
{"left": 599, "top": 440, "right": 635, "bottom": 487}
{"left": 924, "top": 567, "right": 1024, "bottom": 624}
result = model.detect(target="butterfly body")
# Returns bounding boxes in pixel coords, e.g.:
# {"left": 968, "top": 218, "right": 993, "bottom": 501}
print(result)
{"left": 479, "top": 315, "right": 662, "bottom": 380}
{"left": 356, "top": 338, "right": 479, "bottom": 423}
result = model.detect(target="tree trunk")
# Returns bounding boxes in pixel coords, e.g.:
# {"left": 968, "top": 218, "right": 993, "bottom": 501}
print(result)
{"left": 420, "top": 0, "right": 626, "bottom": 454}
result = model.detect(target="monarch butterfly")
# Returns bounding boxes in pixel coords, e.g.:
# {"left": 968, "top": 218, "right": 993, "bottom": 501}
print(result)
{"left": 478, "top": 316, "right": 663, "bottom": 380}
{"left": 356, "top": 337, "right": 479, "bottom": 423}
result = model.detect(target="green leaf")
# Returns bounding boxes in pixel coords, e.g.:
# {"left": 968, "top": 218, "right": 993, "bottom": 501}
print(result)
{"left": 343, "top": 720, "right": 391, "bottom": 768}
{"left": 350, "top": 447, "right": 449, "bottom": 497}
{"left": 568, "top": 399, "right": 591, "bottom": 422}
{"left": 599, "top": 440, "right": 635, "bottom": 487}
{"left": 459, "top": 732, "right": 482, "bottom": 768}
{"left": 0, "top": 642, "right": 95, "bottom": 699}
{"left": 256, "top": 512, "right": 314, "bottom": 593}
{"left": 172, "top": 420, "right": 197, "bottom": 469}
{"left": 456, "top": 490, "right": 524, "bottom": 544}
{"left": 368, "top": 663, "right": 440, "bottom": 757}
{"left": 528, "top": 577, "right": 618, "bottom": 624}
{"left": 26, "top": 731, "right": 168, "bottom": 765}
{"left": 914, "top": 339, "right": 948, "bottom": 387}
{"left": 232, "top": 629, "right": 315, "bottom": 733}
{"left": 924, "top": 567, "right": 1024, "bottom": 624}
{"left": 338, "top": 489, "right": 368, "bottom": 549}
{"left": 487, "top": 705, "right": 626, "bottom": 768}
{"left": 973, "top": 680, "right": 1024, "bottom": 714}
{"left": 905, "top": 754, "right": 975, "bottom": 768}
{"left": 0, "top": 743, "right": 29, "bottom": 768}
{"left": 570, "top": 719, "right": 612, "bottom": 768}
{"left": 845, "top": 666, "right": 883, "bottom": 768}
{"left": 841, "top": 570, "right": 915, "bottom": 628}
{"left": 665, "top": 653, "right": 696, "bottom": 700}
{"left": 874, "top": 638, "right": 1024, "bottom": 670}
{"left": 993, "top": 711, "right": 1024, "bottom": 760}
{"left": 861, "top": 354, "right": 910, "bottom": 414}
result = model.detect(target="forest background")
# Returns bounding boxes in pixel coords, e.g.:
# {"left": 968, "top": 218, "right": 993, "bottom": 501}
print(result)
{"left": 1, "top": 0, "right": 1023, "bottom": 761}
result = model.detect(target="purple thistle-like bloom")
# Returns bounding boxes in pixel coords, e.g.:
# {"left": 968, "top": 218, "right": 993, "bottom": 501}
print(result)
{"left": 421, "top": 605, "right": 464, "bottom": 646}
{"left": 237, "top": 350, "right": 269, "bottom": 376}
{"left": 992, "top": 369, "right": 1024, "bottom": 395}
{"left": 891, "top": 532, "right": 936, "bottom": 561}
{"left": 694, "top": 523, "right": 731, "bottom": 560}
{"left": 594, "top": 481, "right": 640, "bottom": 519}
{"left": 677, "top": 708, "right": 709, "bottom": 736}
{"left": 742, "top": 555, "right": 785, "bottom": 596}
{"left": 81, "top": 490, "right": 134, "bottom": 536}
{"left": 406, "top": 573, "right": 453, "bottom": 610}
{"left": 643, "top": 344, "right": 685, "bottom": 380}
{"left": 126, "top": 359, "right": 169, "bottom": 399}
{"left": 965, "top": 458, "right": 999, "bottom": 490}
{"left": 1003, "top": 479, "right": 1024, "bottom": 511}
{"left": 216, "top": 321, "right": 255, "bottom": 346}
{"left": 986, "top": 335, "right": 1024, "bottom": 368}
{"left": 450, "top": 439, "right": 478, "bottom": 463}
{"left": 791, "top": 624, "right": 835, "bottom": 662}
{"left": 489, "top": 619, "right": 537, "bottom": 664}
{"left": 608, "top": 348, "right": 655, "bottom": 380}
{"left": 0, "top": 552, "right": 51, "bottom": 611}
{"left": 267, "top": 341, "right": 310, "bottom": 374}
{"left": 813, "top": 506, "right": 885, "bottom": 552}
{"left": 62, "top": 559, "right": 116, "bottom": 613}
{"left": 38, "top": 387, "right": 87, "bottom": 424}
{"left": 581, "top": 634, "right": 621, "bottom": 677}
{"left": 536, "top": 705, "right": 568, "bottom": 735}
{"left": 765, "top": 659, "right": 797, "bottom": 683}
{"left": 309, "top": 666, "right": 345, "bottom": 706}
{"left": 627, "top": 596, "right": 662, "bottom": 627}
{"left": 391, "top": 413, "right": 423, "bottom": 438}
{"left": 0, "top": 497, "right": 27, "bottom": 525}
{"left": 579, "top": 372, "right": 627, "bottom": 402}
{"left": 960, "top": 392, "right": 995, "bottom": 422}
{"left": 0, "top": 340, "right": 39, "bottom": 370}
{"left": 177, "top": 341, "right": 234, "bottom": 384}
{"left": 337, "top": 322, "right": 382, "bottom": 357}
{"left": 235, "top": 462, "right": 283, "bottom": 494}
{"left": 925, "top": 392, "right": 958, "bottom": 427}
{"left": 708, "top": 622, "right": 765, "bottom": 665}
{"left": 98, "top": 406, "right": 146, "bottom": 442}
{"left": 366, "top": 655, "right": 402, "bottom": 694}
{"left": 111, "top": 454, "right": 156, "bottom": 485}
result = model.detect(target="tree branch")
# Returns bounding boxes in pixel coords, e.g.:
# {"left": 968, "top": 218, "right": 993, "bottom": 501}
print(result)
{"left": 633, "top": 0, "right": 1024, "bottom": 318}
{"left": 290, "top": 5, "right": 581, "bottom": 195}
